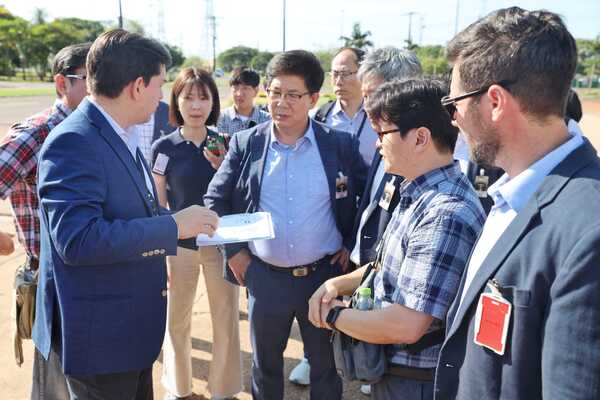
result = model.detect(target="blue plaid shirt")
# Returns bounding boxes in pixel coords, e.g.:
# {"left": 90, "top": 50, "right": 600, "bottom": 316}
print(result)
{"left": 216, "top": 105, "right": 271, "bottom": 135}
{"left": 373, "top": 162, "right": 485, "bottom": 368}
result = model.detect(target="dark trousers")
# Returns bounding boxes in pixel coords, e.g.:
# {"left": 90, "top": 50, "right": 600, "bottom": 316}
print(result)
{"left": 373, "top": 375, "right": 433, "bottom": 400}
{"left": 36, "top": 336, "right": 153, "bottom": 400}
{"left": 246, "top": 256, "right": 342, "bottom": 400}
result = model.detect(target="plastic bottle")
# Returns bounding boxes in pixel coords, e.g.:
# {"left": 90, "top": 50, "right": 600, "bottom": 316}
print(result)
{"left": 355, "top": 287, "right": 374, "bottom": 310}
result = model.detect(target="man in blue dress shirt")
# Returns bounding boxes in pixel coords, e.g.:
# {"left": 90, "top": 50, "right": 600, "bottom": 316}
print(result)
{"left": 205, "top": 50, "right": 367, "bottom": 400}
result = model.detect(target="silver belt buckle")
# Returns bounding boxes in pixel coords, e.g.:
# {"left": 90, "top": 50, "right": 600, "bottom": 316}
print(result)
{"left": 292, "top": 267, "right": 309, "bottom": 277}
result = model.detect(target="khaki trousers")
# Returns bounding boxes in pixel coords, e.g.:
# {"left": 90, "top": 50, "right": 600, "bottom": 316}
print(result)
{"left": 161, "top": 246, "right": 242, "bottom": 398}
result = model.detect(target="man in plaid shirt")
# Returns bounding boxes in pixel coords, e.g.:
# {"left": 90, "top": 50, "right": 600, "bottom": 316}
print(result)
{"left": 309, "top": 79, "right": 485, "bottom": 400}
{"left": 0, "top": 42, "right": 90, "bottom": 400}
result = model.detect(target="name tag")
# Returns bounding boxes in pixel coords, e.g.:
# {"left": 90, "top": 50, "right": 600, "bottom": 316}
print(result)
{"left": 153, "top": 153, "right": 169, "bottom": 175}
{"left": 336, "top": 172, "right": 348, "bottom": 199}
{"left": 474, "top": 280, "right": 511, "bottom": 355}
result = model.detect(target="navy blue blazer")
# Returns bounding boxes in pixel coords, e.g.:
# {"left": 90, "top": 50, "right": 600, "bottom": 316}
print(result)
{"left": 349, "top": 152, "right": 403, "bottom": 266}
{"left": 435, "top": 139, "right": 600, "bottom": 400}
{"left": 33, "top": 98, "right": 178, "bottom": 375}
{"left": 204, "top": 120, "right": 367, "bottom": 283}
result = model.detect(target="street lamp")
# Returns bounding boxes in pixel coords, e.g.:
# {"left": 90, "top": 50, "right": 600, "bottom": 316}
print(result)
{"left": 118, "top": 0, "right": 123, "bottom": 29}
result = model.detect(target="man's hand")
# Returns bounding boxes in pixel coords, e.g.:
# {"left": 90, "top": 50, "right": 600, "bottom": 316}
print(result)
{"left": 330, "top": 246, "right": 350, "bottom": 272}
{"left": 309, "top": 278, "right": 341, "bottom": 328}
{"left": 172, "top": 205, "right": 219, "bottom": 239}
{"left": 203, "top": 142, "right": 227, "bottom": 170}
{"left": 228, "top": 249, "right": 252, "bottom": 286}
{"left": 319, "top": 299, "right": 346, "bottom": 330}
{"left": 0, "top": 230, "right": 14, "bottom": 256}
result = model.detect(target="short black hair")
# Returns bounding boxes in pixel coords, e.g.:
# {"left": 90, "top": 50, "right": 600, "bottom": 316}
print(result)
{"left": 334, "top": 47, "right": 365, "bottom": 66}
{"left": 230, "top": 66, "right": 260, "bottom": 88}
{"left": 52, "top": 42, "right": 91, "bottom": 76}
{"left": 87, "top": 29, "right": 171, "bottom": 98}
{"left": 566, "top": 89, "right": 582, "bottom": 122}
{"left": 447, "top": 7, "right": 577, "bottom": 119}
{"left": 265, "top": 50, "right": 324, "bottom": 93}
{"left": 365, "top": 78, "right": 458, "bottom": 153}
{"left": 169, "top": 67, "right": 220, "bottom": 126}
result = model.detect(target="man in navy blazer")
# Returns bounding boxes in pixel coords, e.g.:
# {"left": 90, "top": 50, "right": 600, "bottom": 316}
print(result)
{"left": 33, "top": 29, "right": 219, "bottom": 399}
{"left": 205, "top": 50, "right": 367, "bottom": 400}
{"left": 435, "top": 7, "right": 600, "bottom": 400}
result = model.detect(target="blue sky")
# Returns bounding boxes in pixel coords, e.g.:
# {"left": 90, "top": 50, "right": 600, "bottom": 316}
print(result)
{"left": 3, "top": 0, "right": 599, "bottom": 58}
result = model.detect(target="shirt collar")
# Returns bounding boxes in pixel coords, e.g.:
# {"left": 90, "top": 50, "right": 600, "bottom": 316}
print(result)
{"left": 400, "top": 162, "right": 462, "bottom": 201}
{"left": 269, "top": 119, "right": 315, "bottom": 150}
{"left": 229, "top": 105, "right": 261, "bottom": 122}
{"left": 88, "top": 96, "right": 138, "bottom": 156}
{"left": 331, "top": 99, "right": 365, "bottom": 120}
{"left": 53, "top": 99, "right": 71, "bottom": 117}
{"left": 488, "top": 126, "right": 584, "bottom": 212}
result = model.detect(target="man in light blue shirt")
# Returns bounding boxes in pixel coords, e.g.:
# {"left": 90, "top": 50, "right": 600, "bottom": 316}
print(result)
{"left": 205, "top": 50, "right": 367, "bottom": 400}
{"left": 436, "top": 7, "right": 600, "bottom": 400}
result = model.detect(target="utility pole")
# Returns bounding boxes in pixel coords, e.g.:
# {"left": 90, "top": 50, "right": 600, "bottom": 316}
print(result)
{"left": 454, "top": 0, "right": 460, "bottom": 35}
{"left": 401, "top": 12, "right": 418, "bottom": 46}
{"left": 211, "top": 15, "right": 217, "bottom": 72}
{"left": 282, "top": 0, "right": 287, "bottom": 51}
{"left": 118, "top": 0, "right": 123, "bottom": 29}
{"left": 419, "top": 15, "right": 425, "bottom": 45}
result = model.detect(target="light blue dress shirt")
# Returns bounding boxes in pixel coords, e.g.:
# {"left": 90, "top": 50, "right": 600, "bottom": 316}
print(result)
{"left": 325, "top": 100, "right": 378, "bottom": 166}
{"left": 458, "top": 127, "right": 584, "bottom": 308}
{"left": 249, "top": 120, "right": 343, "bottom": 267}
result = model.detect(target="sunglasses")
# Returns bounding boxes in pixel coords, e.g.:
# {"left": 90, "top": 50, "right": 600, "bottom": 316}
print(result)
{"left": 441, "top": 80, "right": 515, "bottom": 119}
{"left": 375, "top": 128, "right": 400, "bottom": 141}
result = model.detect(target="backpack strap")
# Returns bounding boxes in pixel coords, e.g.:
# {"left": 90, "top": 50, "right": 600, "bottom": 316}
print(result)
{"left": 313, "top": 100, "right": 336, "bottom": 123}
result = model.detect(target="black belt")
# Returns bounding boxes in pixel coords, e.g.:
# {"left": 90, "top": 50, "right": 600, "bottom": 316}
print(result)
{"left": 262, "top": 255, "right": 331, "bottom": 277}
{"left": 387, "top": 364, "right": 435, "bottom": 381}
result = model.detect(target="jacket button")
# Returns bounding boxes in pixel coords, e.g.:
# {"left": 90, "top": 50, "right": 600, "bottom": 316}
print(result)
{"left": 445, "top": 363, "right": 455, "bottom": 368}
{"left": 160, "top": 249, "right": 166, "bottom": 254}
{"left": 161, "top": 289, "right": 167, "bottom": 297}
{"left": 142, "top": 252, "right": 148, "bottom": 257}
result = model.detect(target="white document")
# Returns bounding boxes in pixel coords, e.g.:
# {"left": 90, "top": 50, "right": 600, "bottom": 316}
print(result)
{"left": 196, "top": 212, "right": 275, "bottom": 246}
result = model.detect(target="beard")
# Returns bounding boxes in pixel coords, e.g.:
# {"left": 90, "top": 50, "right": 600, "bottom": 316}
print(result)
{"left": 465, "top": 102, "right": 501, "bottom": 167}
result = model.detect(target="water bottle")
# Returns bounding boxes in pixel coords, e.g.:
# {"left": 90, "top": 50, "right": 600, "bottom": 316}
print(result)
{"left": 355, "top": 287, "right": 374, "bottom": 310}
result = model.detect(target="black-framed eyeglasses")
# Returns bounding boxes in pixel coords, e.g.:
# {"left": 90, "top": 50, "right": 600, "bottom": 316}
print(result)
{"left": 375, "top": 128, "right": 400, "bottom": 141}
{"left": 266, "top": 89, "right": 311, "bottom": 102}
{"left": 330, "top": 70, "right": 358, "bottom": 80}
{"left": 65, "top": 74, "right": 87, "bottom": 81}
{"left": 441, "top": 80, "right": 514, "bottom": 119}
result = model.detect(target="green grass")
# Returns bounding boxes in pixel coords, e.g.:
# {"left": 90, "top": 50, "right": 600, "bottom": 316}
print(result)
{"left": 0, "top": 87, "right": 55, "bottom": 97}
{"left": 576, "top": 88, "right": 600, "bottom": 100}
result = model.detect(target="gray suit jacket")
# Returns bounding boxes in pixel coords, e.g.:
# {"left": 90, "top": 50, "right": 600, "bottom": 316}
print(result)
{"left": 435, "top": 139, "right": 600, "bottom": 399}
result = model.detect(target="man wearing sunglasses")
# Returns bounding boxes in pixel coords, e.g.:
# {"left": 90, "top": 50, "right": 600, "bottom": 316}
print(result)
{"left": 205, "top": 50, "right": 367, "bottom": 400}
{"left": 309, "top": 78, "right": 485, "bottom": 400}
{"left": 435, "top": 7, "right": 600, "bottom": 400}
{"left": 0, "top": 42, "right": 90, "bottom": 400}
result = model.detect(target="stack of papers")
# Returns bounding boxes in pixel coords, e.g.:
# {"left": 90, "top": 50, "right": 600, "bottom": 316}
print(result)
{"left": 196, "top": 212, "right": 275, "bottom": 246}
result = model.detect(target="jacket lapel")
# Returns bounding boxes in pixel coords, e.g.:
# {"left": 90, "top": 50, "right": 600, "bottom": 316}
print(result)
{"left": 80, "top": 99, "right": 156, "bottom": 216}
{"left": 314, "top": 122, "right": 338, "bottom": 210}
{"left": 249, "top": 123, "right": 271, "bottom": 210}
{"left": 447, "top": 139, "right": 598, "bottom": 337}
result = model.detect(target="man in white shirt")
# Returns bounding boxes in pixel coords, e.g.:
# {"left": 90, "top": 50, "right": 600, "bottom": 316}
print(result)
{"left": 435, "top": 7, "right": 600, "bottom": 400}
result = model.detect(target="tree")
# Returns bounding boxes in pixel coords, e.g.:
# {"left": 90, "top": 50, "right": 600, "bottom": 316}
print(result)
{"left": 577, "top": 37, "right": 600, "bottom": 87}
{"left": 31, "top": 7, "right": 47, "bottom": 25}
{"left": 250, "top": 51, "right": 275, "bottom": 73}
{"left": 217, "top": 46, "right": 258, "bottom": 72}
{"left": 314, "top": 49, "right": 335, "bottom": 72}
{"left": 57, "top": 18, "right": 105, "bottom": 42}
{"left": 181, "top": 56, "right": 210, "bottom": 70}
{"left": 414, "top": 45, "right": 450, "bottom": 76}
{"left": 339, "top": 22, "right": 373, "bottom": 50}
{"left": 0, "top": 6, "right": 15, "bottom": 20}
{"left": 161, "top": 42, "right": 185, "bottom": 70}
{"left": 0, "top": 17, "right": 28, "bottom": 75}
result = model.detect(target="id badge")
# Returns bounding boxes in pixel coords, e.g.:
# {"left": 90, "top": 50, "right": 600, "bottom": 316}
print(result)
{"left": 378, "top": 176, "right": 396, "bottom": 211}
{"left": 474, "top": 280, "right": 512, "bottom": 355}
{"left": 152, "top": 153, "right": 169, "bottom": 175}
{"left": 335, "top": 172, "right": 348, "bottom": 199}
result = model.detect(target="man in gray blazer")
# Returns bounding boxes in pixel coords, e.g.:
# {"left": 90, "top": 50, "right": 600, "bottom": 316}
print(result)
{"left": 435, "top": 7, "right": 600, "bottom": 400}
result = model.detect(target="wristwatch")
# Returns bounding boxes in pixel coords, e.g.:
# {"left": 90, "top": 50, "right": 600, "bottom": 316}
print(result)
{"left": 326, "top": 305, "right": 347, "bottom": 330}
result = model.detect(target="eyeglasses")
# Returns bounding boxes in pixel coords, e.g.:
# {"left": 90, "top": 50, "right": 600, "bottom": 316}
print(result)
{"left": 266, "top": 89, "right": 311, "bottom": 103}
{"left": 441, "top": 80, "right": 514, "bottom": 119}
{"left": 330, "top": 70, "right": 358, "bottom": 81}
{"left": 375, "top": 128, "right": 400, "bottom": 141}
{"left": 65, "top": 74, "right": 87, "bottom": 81}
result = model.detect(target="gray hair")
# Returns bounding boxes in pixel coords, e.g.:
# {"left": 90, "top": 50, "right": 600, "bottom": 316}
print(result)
{"left": 357, "top": 46, "right": 422, "bottom": 82}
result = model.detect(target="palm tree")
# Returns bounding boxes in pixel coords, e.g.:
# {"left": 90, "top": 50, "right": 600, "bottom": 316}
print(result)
{"left": 340, "top": 22, "right": 374, "bottom": 50}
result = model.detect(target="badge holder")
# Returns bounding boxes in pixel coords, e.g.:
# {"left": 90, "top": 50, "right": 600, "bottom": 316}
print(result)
{"left": 336, "top": 172, "right": 349, "bottom": 199}
{"left": 474, "top": 280, "right": 512, "bottom": 355}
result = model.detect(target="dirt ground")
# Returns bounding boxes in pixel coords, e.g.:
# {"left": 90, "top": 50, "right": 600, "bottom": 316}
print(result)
{"left": 0, "top": 93, "right": 598, "bottom": 400}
